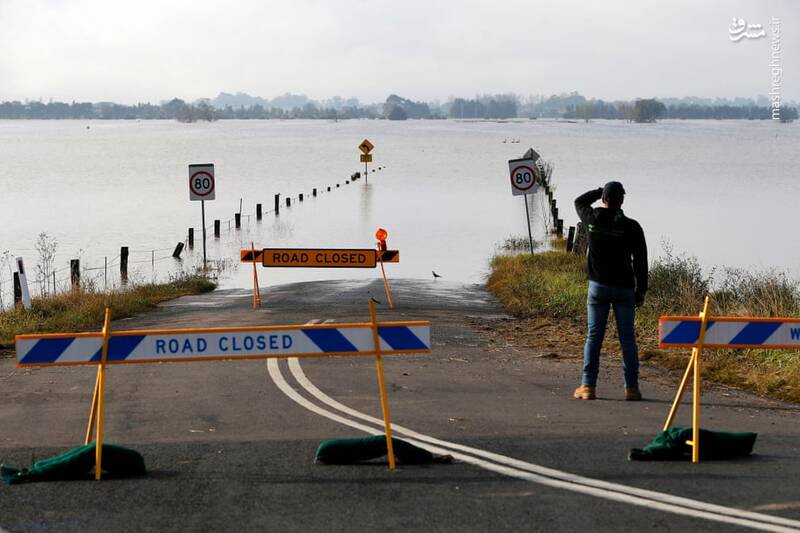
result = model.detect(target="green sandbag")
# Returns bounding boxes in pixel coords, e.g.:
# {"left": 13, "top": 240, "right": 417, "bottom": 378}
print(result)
{"left": 316, "top": 435, "right": 451, "bottom": 465}
{"left": 629, "top": 427, "right": 757, "bottom": 461}
{"left": 2, "top": 443, "right": 146, "bottom": 485}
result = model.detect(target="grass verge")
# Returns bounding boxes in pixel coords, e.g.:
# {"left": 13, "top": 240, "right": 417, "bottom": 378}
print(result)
{"left": 487, "top": 245, "right": 800, "bottom": 403}
{"left": 0, "top": 274, "right": 216, "bottom": 355}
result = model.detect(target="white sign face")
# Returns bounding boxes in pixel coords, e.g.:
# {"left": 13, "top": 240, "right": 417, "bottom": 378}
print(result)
{"left": 508, "top": 158, "right": 539, "bottom": 196}
{"left": 189, "top": 164, "right": 215, "bottom": 201}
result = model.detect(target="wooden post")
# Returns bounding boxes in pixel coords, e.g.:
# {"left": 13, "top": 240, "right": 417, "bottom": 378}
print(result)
{"left": 286, "top": 197, "right": 291, "bottom": 207}
{"left": 327, "top": 186, "right": 331, "bottom": 192}
{"left": 13, "top": 272, "right": 21, "bottom": 307}
{"left": 369, "top": 299, "right": 396, "bottom": 470}
{"left": 172, "top": 242, "right": 184, "bottom": 258}
{"left": 336, "top": 184, "right": 340, "bottom": 188}
{"left": 556, "top": 219, "right": 563, "bottom": 236}
{"left": 299, "top": 193, "right": 304, "bottom": 202}
{"left": 256, "top": 203, "right": 262, "bottom": 220}
{"left": 70, "top": 259, "right": 80, "bottom": 290}
{"left": 566, "top": 226, "right": 576, "bottom": 252}
{"left": 552, "top": 206, "right": 558, "bottom": 222}
{"left": 346, "top": 180, "right": 350, "bottom": 185}
{"left": 188, "top": 228, "right": 194, "bottom": 248}
{"left": 274, "top": 193, "right": 280, "bottom": 215}
{"left": 120, "top": 247, "right": 129, "bottom": 284}
{"left": 313, "top": 188, "right": 317, "bottom": 197}
{"left": 214, "top": 219, "right": 220, "bottom": 238}
{"left": 235, "top": 213, "right": 241, "bottom": 229}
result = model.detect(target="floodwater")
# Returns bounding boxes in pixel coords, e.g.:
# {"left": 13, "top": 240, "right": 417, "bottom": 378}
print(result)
{"left": 0, "top": 118, "right": 797, "bottom": 303}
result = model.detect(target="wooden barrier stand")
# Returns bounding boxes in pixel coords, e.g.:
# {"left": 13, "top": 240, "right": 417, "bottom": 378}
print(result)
{"left": 16, "top": 302, "right": 432, "bottom": 477}
{"left": 659, "top": 295, "right": 800, "bottom": 463}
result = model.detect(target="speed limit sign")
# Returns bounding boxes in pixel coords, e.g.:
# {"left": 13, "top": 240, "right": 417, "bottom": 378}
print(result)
{"left": 508, "top": 158, "right": 538, "bottom": 196}
{"left": 189, "top": 163, "right": 215, "bottom": 201}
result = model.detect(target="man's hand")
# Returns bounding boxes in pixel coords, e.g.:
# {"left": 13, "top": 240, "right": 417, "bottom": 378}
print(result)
{"left": 635, "top": 292, "right": 645, "bottom": 308}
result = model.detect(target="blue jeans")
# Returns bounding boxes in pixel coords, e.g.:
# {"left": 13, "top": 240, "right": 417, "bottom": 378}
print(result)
{"left": 582, "top": 281, "right": 639, "bottom": 388}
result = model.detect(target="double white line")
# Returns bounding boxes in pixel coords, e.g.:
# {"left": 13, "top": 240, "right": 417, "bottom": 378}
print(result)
{"left": 267, "top": 358, "right": 800, "bottom": 532}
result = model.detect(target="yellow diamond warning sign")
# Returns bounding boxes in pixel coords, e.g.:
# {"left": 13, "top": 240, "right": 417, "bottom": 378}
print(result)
{"left": 359, "top": 138, "right": 374, "bottom": 154}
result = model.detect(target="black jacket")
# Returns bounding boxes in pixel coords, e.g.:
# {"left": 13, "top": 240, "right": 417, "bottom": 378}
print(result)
{"left": 574, "top": 188, "right": 648, "bottom": 295}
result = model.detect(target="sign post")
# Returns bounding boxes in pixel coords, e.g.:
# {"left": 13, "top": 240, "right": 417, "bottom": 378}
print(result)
{"left": 359, "top": 138, "right": 374, "bottom": 183}
{"left": 508, "top": 154, "right": 540, "bottom": 254}
{"left": 189, "top": 164, "right": 216, "bottom": 270}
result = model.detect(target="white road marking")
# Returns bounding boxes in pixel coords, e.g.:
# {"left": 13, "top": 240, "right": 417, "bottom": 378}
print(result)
{"left": 305, "top": 319, "right": 322, "bottom": 325}
{"left": 265, "top": 358, "right": 800, "bottom": 532}
{"left": 322, "top": 319, "right": 335, "bottom": 324}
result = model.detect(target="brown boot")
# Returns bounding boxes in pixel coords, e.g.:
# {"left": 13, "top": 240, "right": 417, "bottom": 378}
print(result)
{"left": 573, "top": 385, "right": 596, "bottom": 400}
{"left": 624, "top": 387, "right": 642, "bottom": 401}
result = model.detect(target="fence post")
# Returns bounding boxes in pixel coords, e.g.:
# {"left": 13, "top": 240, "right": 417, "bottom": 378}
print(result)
{"left": 566, "top": 226, "right": 576, "bottom": 252}
{"left": 256, "top": 203, "right": 262, "bottom": 220}
{"left": 299, "top": 193, "right": 304, "bottom": 202}
{"left": 70, "top": 259, "right": 80, "bottom": 290}
{"left": 327, "top": 186, "right": 331, "bottom": 192}
{"left": 556, "top": 219, "right": 563, "bottom": 236}
{"left": 235, "top": 213, "right": 241, "bottom": 229}
{"left": 13, "top": 272, "right": 21, "bottom": 307}
{"left": 286, "top": 197, "right": 291, "bottom": 207}
{"left": 214, "top": 220, "right": 220, "bottom": 238}
{"left": 188, "top": 228, "right": 194, "bottom": 248}
{"left": 274, "top": 194, "right": 280, "bottom": 215}
{"left": 172, "top": 242, "right": 184, "bottom": 258}
{"left": 120, "top": 247, "right": 129, "bottom": 284}
{"left": 313, "top": 188, "right": 317, "bottom": 197}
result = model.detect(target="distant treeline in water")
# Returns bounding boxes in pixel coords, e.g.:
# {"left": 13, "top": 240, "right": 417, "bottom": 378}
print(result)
{"left": 0, "top": 91, "right": 796, "bottom": 122}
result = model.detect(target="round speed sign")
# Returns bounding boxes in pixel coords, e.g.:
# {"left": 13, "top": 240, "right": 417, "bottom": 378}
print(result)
{"left": 510, "top": 164, "right": 536, "bottom": 193}
{"left": 190, "top": 171, "right": 214, "bottom": 197}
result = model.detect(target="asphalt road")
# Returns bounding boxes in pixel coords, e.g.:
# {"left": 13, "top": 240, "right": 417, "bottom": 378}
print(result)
{"left": 1, "top": 279, "right": 800, "bottom": 532}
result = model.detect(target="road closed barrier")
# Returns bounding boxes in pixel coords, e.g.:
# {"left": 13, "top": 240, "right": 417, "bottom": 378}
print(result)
{"left": 658, "top": 296, "right": 800, "bottom": 463}
{"left": 16, "top": 301, "right": 431, "bottom": 476}
{"left": 241, "top": 229, "right": 400, "bottom": 307}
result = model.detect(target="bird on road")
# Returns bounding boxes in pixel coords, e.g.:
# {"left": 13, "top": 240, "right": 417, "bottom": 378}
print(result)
{"left": 432, "top": 271, "right": 442, "bottom": 279}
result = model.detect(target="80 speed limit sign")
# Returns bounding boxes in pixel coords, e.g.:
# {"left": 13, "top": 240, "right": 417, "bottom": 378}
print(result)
{"left": 189, "top": 163, "right": 216, "bottom": 201}
{"left": 508, "top": 158, "right": 539, "bottom": 196}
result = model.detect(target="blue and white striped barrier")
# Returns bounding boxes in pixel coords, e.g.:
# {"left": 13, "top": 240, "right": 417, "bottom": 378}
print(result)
{"left": 16, "top": 323, "right": 431, "bottom": 366}
{"left": 659, "top": 316, "right": 800, "bottom": 349}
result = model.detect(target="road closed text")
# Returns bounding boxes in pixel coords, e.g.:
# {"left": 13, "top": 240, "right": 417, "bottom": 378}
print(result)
{"left": 154, "top": 334, "right": 294, "bottom": 356}
{"left": 263, "top": 248, "right": 377, "bottom": 268}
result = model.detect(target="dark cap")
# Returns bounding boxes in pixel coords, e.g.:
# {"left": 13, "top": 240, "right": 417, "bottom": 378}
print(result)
{"left": 602, "top": 181, "right": 625, "bottom": 202}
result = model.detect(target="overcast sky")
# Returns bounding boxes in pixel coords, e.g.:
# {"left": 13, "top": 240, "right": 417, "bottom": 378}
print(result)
{"left": 0, "top": 0, "right": 796, "bottom": 104}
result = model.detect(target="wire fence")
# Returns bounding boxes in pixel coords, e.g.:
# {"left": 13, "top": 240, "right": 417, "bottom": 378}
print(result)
{"left": 0, "top": 167, "right": 384, "bottom": 311}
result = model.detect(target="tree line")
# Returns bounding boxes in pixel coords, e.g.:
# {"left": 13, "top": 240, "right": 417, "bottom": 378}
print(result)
{"left": 1, "top": 93, "right": 796, "bottom": 122}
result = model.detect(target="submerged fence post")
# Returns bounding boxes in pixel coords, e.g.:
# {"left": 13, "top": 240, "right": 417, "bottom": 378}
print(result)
{"left": 188, "top": 228, "right": 194, "bottom": 248}
{"left": 172, "top": 242, "right": 184, "bottom": 258}
{"left": 256, "top": 204, "right": 262, "bottom": 220}
{"left": 274, "top": 194, "right": 280, "bottom": 215}
{"left": 556, "top": 219, "right": 563, "bottom": 236}
{"left": 214, "top": 220, "right": 221, "bottom": 238}
{"left": 286, "top": 197, "right": 291, "bottom": 207}
{"left": 313, "top": 188, "right": 317, "bottom": 197}
{"left": 299, "top": 193, "right": 304, "bottom": 202}
{"left": 235, "top": 213, "right": 241, "bottom": 229}
{"left": 120, "top": 247, "right": 129, "bottom": 285}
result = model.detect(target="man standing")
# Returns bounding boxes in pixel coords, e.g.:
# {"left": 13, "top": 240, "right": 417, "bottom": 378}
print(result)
{"left": 573, "top": 182, "right": 647, "bottom": 401}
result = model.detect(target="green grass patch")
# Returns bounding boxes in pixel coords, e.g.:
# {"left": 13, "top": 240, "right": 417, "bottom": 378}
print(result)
{"left": 0, "top": 273, "right": 216, "bottom": 353}
{"left": 487, "top": 246, "right": 800, "bottom": 403}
